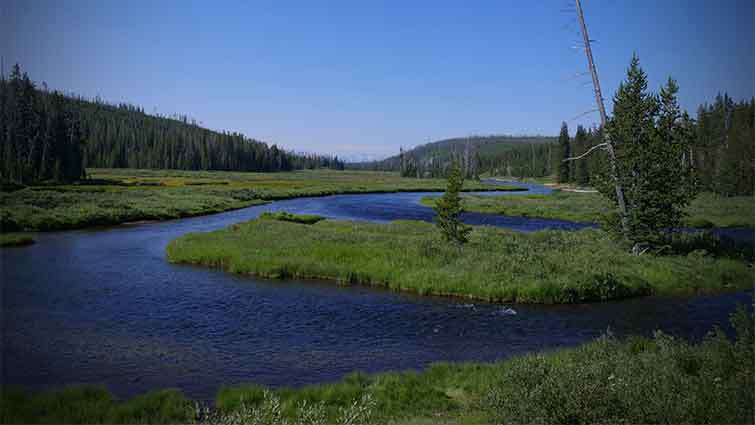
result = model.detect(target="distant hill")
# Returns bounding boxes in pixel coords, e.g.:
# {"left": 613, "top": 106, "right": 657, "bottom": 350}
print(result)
{"left": 348, "top": 135, "right": 557, "bottom": 177}
{"left": 1, "top": 63, "right": 344, "bottom": 186}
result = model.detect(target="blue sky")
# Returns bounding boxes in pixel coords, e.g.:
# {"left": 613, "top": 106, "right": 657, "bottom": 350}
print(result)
{"left": 2, "top": 1, "right": 753, "bottom": 160}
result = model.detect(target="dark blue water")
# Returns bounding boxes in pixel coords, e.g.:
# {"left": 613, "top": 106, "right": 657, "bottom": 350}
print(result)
{"left": 1, "top": 181, "right": 752, "bottom": 401}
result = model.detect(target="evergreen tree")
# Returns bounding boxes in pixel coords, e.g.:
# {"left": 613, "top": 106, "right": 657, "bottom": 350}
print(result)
{"left": 557, "top": 122, "right": 571, "bottom": 183}
{"left": 0, "top": 64, "right": 344, "bottom": 180}
{"left": 573, "top": 125, "right": 590, "bottom": 186}
{"left": 433, "top": 161, "right": 470, "bottom": 244}
{"left": 601, "top": 56, "right": 697, "bottom": 247}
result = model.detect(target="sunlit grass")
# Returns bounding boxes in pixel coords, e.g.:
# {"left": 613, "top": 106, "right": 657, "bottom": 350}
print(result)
{"left": 167, "top": 218, "right": 752, "bottom": 303}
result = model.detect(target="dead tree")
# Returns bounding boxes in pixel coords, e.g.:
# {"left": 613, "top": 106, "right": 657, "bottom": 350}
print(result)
{"left": 567, "top": 0, "right": 630, "bottom": 237}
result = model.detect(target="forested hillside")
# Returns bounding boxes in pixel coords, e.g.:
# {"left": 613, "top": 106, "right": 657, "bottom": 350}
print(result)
{"left": 349, "top": 135, "right": 556, "bottom": 178}
{"left": 353, "top": 95, "right": 753, "bottom": 197}
{"left": 0, "top": 64, "right": 343, "bottom": 185}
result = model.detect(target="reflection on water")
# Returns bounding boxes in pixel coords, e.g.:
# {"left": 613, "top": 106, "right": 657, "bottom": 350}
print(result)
{"left": 1, "top": 182, "right": 752, "bottom": 400}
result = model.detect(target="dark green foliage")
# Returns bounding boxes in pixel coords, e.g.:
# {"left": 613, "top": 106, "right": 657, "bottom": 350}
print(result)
{"left": 354, "top": 135, "right": 557, "bottom": 179}
{"left": 0, "top": 64, "right": 344, "bottom": 180}
{"left": 694, "top": 94, "right": 755, "bottom": 196}
{"left": 557, "top": 122, "right": 571, "bottom": 183}
{"left": 74, "top": 98, "right": 343, "bottom": 172}
{"left": 668, "top": 231, "right": 754, "bottom": 261}
{"left": 0, "top": 64, "right": 86, "bottom": 185}
{"left": 597, "top": 56, "right": 697, "bottom": 246}
{"left": 258, "top": 211, "right": 325, "bottom": 225}
{"left": 572, "top": 125, "right": 591, "bottom": 186}
{"left": 484, "top": 305, "right": 755, "bottom": 425}
{"left": 433, "top": 162, "right": 470, "bottom": 244}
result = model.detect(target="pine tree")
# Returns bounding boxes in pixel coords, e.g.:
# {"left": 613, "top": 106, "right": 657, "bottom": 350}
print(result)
{"left": 574, "top": 125, "right": 590, "bottom": 186}
{"left": 433, "top": 161, "right": 470, "bottom": 244}
{"left": 601, "top": 56, "right": 697, "bottom": 247}
{"left": 557, "top": 122, "right": 570, "bottom": 183}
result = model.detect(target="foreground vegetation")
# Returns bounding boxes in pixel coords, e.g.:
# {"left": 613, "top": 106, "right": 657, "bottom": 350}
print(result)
{"left": 0, "top": 233, "right": 34, "bottom": 247}
{"left": 167, "top": 217, "right": 752, "bottom": 303}
{"left": 0, "top": 169, "right": 510, "bottom": 232}
{"left": 422, "top": 190, "right": 755, "bottom": 228}
{"left": 4, "top": 306, "right": 753, "bottom": 424}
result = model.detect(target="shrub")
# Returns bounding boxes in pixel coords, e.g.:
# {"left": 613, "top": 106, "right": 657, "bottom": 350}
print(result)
{"left": 258, "top": 211, "right": 325, "bottom": 225}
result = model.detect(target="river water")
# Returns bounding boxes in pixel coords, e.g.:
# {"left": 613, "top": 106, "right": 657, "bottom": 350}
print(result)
{"left": 1, "top": 181, "right": 751, "bottom": 401}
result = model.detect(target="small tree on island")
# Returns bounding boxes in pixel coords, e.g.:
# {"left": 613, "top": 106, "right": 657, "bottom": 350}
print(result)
{"left": 434, "top": 161, "right": 471, "bottom": 244}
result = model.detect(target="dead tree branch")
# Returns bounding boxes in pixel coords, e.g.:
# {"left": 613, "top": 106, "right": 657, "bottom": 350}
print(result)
{"left": 562, "top": 142, "right": 608, "bottom": 162}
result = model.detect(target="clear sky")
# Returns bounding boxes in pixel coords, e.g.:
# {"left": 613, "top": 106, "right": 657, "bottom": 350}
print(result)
{"left": 2, "top": 1, "right": 753, "bottom": 160}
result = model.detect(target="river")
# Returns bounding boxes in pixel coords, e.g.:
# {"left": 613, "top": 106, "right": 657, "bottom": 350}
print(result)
{"left": 1, "top": 181, "right": 751, "bottom": 401}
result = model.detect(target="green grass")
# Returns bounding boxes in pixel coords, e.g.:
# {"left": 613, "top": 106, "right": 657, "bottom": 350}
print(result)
{"left": 166, "top": 218, "right": 752, "bottom": 303}
{"left": 422, "top": 190, "right": 755, "bottom": 228}
{"left": 0, "top": 169, "right": 515, "bottom": 232}
{"left": 0, "top": 233, "right": 34, "bottom": 247}
{"left": 0, "top": 386, "right": 193, "bottom": 424}
{"left": 4, "top": 306, "right": 753, "bottom": 424}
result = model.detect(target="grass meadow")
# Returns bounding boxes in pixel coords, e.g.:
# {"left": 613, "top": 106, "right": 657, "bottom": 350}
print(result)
{"left": 0, "top": 169, "right": 516, "bottom": 232}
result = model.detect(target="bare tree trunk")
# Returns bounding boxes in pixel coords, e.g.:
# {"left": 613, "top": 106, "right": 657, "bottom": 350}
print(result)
{"left": 575, "top": 0, "right": 630, "bottom": 237}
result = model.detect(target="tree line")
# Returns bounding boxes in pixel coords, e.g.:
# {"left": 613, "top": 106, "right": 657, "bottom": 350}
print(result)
{"left": 557, "top": 93, "right": 754, "bottom": 197}
{"left": 1, "top": 64, "right": 344, "bottom": 185}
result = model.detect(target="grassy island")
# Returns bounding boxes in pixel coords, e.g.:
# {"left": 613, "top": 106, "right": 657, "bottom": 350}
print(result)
{"left": 166, "top": 216, "right": 753, "bottom": 304}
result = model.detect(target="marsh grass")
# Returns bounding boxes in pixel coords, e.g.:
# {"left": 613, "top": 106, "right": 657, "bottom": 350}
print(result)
{"left": 6, "top": 306, "right": 752, "bottom": 425}
{"left": 1, "top": 169, "right": 514, "bottom": 232}
{"left": 167, "top": 219, "right": 753, "bottom": 303}
{"left": 423, "top": 190, "right": 755, "bottom": 228}
{"left": 0, "top": 233, "right": 34, "bottom": 247}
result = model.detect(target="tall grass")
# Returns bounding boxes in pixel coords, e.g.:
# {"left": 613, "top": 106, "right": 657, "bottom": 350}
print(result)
{"left": 0, "top": 386, "right": 192, "bottom": 424}
{"left": 167, "top": 218, "right": 753, "bottom": 303}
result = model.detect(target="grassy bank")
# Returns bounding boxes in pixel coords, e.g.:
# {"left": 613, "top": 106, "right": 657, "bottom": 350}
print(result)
{"left": 4, "top": 305, "right": 753, "bottom": 424}
{"left": 422, "top": 190, "right": 755, "bottom": 228}
{"left": 166, "top": 217, "right": 752, "bottom": 303}
{"left": 0, "top": 233, "right": 34, "bottom": 247}
{"left": 0, "top": 169, "right": 514, "bottom": 232}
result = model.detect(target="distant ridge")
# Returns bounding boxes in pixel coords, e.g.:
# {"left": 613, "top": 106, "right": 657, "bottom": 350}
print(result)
{"left": 348, "top": 135, "right": 556, "bottom": 172}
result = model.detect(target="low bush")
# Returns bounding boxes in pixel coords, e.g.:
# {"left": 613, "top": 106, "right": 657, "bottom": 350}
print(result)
{"left": 258, "top": 211, "right": 325, "bottom": 225}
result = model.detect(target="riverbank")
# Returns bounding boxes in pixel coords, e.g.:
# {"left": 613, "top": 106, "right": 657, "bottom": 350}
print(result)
{"left": 422, "top": 190, "right": 755, "bottom": 228}
{"left": 166, "top": 217, "right": 752, "bottom": 304}
{"left": 4, "top": 304, "right": 752, "bottom": 424}
{"left": 0, "top": 169, "right": 518, "bottom": 232}
{"left": 0, "top": 233, "right": 34, "bottom": 247}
